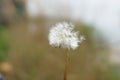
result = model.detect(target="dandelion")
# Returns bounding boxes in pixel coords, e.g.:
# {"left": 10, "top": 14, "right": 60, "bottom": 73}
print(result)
{"left": 48, "top": 22, "right": 85, "bottom": 80}
{"left": 49, "top": 22, "right": 85, "bottom": 50}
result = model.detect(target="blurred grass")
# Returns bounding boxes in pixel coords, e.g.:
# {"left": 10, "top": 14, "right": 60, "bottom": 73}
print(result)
{"left": 0, "top": 25, "right": 8, "bottom": 62}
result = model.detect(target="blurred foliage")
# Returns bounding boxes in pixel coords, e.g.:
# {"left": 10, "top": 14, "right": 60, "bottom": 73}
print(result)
{"left": 95, "top": 65, "right": 120, "bottom": 80}
{"left": 0, "top": 25, "right": 8, "bottom": 62}
{"left": 13, "top": 0, "right": 25, "bottom": 17}
{"left": 106, "top": 66, "right": 120, "bottom": 80}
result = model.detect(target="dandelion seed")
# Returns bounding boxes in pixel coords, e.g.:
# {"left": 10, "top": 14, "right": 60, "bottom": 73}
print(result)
{"left": 49, "top": 22, "right": 85, "bottom": 50}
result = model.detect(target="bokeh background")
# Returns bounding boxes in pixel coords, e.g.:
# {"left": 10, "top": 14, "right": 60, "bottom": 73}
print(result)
{"left": 0, "top": 0, "right": 120, "bottom": 80}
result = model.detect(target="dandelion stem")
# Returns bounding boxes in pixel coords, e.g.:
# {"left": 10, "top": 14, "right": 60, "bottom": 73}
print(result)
{"left": 64, "top": 50, "right": 70, "bottom": 80}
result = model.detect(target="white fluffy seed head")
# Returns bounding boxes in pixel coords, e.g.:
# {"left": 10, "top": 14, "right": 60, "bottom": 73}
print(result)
{"left": 49, "top": 22, "right": 85, "bottom": 50}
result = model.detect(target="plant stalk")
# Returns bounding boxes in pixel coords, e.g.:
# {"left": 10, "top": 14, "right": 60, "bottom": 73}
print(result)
{"left": 64, "top": 50, "right": 69, "bottom": 80}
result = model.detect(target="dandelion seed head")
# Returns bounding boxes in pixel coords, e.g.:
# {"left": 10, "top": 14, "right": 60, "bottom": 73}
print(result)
{"left": 49, "top": 22, "right": 85, "bottom": 50}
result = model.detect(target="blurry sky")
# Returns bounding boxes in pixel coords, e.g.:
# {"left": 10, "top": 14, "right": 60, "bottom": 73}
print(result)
{"left": 26, "top": 0, "right": 120, "bottom": 45}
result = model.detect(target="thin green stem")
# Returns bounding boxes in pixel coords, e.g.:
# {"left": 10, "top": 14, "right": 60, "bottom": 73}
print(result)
{"left": 64, "top": 50, "right": 70, "bottom": 80}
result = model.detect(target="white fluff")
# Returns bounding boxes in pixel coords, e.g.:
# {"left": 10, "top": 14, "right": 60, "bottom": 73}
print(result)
{"left": 49, "top": 22, "right": 85, "bottom": 50}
